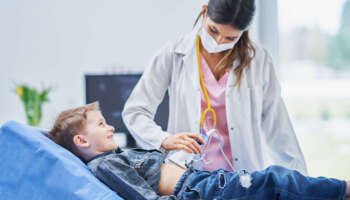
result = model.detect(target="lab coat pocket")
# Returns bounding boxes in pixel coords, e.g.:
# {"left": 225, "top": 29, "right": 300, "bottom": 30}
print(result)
{"left": 249, "top": 86, "right": 263, "bottom": 123}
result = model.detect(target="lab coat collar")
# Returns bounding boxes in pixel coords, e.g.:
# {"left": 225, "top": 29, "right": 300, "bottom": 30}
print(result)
{"left": 175, "top": 26, "right": 244, "bottom": 90}
{"left": 174, "top": 26, "right": 242, "bottom": 73}
{"left": 174, "top": 27, "right": 199, "bottom": 56}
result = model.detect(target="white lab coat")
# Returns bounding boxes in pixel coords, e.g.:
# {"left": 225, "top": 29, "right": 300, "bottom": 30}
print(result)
{"left": 122, "top": 29, "right": 308, "bottom": 175}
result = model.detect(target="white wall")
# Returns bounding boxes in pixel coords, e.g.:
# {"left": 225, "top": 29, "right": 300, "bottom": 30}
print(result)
{"left": 0, "top": 0, "right": 263, "bottom": 128}
{"left": 258, "top": 0, "right": 280, "bottom": 67}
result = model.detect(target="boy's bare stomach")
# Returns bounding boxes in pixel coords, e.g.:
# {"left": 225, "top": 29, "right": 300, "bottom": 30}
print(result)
{"left": 158, "top": 163, "right": 186, "bottom": 195}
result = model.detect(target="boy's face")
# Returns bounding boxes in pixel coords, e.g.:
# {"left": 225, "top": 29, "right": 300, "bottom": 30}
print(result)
{"left": 82, "top": 110, "right": 118, "bottom": 154}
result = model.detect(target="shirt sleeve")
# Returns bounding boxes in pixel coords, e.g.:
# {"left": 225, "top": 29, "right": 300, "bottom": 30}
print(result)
{"left": 261, "top": 49, "right": 308, "bottom": 175}
{"left": 122, "top": 42, "right": 174, "bottom": 150}
{"left": 94, "top": 159, "right": 176, "bottom": 200}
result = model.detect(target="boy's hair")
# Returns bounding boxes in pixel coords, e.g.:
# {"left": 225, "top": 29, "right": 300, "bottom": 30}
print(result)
{"left": 47, "top": 102, "right": 100, "bottom": 161}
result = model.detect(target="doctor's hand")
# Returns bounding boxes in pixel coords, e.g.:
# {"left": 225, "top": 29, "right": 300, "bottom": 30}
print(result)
{"left": 161, "top": 132, "right": 205, "bottom": 154}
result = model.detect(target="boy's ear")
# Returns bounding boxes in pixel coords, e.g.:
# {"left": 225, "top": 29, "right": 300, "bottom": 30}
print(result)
{"left": 73, "top": 135, "right": 90, "bottom": 148}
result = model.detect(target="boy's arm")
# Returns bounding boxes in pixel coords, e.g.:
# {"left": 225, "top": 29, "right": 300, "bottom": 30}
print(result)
{"left": 95, "top": 159, "right": 176, "bottom": 200}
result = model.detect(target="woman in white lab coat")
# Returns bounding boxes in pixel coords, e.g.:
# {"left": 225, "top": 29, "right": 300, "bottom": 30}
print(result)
{"left": 122, "top": 0, "right": 307, "bottom": 174}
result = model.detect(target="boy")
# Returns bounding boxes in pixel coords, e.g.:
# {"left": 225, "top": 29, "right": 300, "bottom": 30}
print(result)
{"left": 48, "top": 102, "right": 350, "bottom": 200}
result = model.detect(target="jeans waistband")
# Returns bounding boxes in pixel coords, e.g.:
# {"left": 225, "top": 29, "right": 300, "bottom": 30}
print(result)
{"left": 173, "top": 160, "right": 197, "bottom": 197}
{"left": 173, "top": 168, "right": 193, "bottom": 197}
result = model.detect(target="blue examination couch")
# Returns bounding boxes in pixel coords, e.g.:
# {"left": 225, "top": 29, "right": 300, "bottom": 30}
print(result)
{"left": 0, "top": 121, "right": 124, "bottom": 200}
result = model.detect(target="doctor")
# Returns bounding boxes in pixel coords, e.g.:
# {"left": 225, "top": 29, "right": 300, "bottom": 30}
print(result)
{"left": 122, "top": 0, "right": 308, "bottom": 175}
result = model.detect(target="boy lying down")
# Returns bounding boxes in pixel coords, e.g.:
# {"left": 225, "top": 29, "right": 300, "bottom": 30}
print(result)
{"left": 47, "top": 102, "right": 350, "bottom": 200}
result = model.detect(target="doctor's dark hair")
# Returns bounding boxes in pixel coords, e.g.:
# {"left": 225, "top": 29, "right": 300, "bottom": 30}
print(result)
{"left": 194, "top": 0, "right": 256, "bottom": 86}
{"left": 46, "top": 102, "right": 100, "bottom": 161}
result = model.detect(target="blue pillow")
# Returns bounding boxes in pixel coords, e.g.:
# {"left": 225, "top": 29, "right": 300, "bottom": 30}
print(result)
{"left": 0, "top": 121, "right": 124, "bottom": 200}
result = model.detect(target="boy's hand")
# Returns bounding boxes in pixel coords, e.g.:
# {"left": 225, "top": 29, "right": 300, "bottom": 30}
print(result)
{"left": 161, "top": 132, "right": 205, "bottom": 154}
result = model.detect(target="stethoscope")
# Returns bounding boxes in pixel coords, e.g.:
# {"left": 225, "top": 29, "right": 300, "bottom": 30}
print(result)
{"left": 195, "top": 34, "right": 236, "bottom": 172}
{"left": 197, "top": 35, "right": 217, "bottom": 132}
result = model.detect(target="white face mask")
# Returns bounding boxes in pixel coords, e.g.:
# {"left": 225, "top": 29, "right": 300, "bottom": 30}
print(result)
{"left": 198, "top": 27, "right": 241, "bottom": 54}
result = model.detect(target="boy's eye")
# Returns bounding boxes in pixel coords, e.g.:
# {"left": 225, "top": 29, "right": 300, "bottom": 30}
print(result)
{"left": 99, "top": 122, "right": 104, "bottom": 126}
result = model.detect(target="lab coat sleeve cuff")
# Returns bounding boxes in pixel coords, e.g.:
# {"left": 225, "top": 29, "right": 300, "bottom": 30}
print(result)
{"left": 156, "top": 132, "right": 171, "bottom": 154}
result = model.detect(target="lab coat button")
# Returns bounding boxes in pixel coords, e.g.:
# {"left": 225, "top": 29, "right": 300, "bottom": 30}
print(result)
{"left": 235, "top": 158, "right": 238, "bottom": 161}
{"left": 230, "top": 127, "right": 234, "bottom": 131}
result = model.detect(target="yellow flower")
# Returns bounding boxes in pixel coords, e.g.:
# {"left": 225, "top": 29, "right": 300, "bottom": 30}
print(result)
{"left": 16, "top": 86, "right": 23, "bottom": 97}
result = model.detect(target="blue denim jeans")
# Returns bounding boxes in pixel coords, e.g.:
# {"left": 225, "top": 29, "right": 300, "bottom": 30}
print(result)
{"left": 174, "top": 165, "right": 346, "bottom": 200}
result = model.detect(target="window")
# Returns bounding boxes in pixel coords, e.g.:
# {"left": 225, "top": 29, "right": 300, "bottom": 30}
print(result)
{"left": 279, "top": 0, "right": 350, "bottom": 179}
